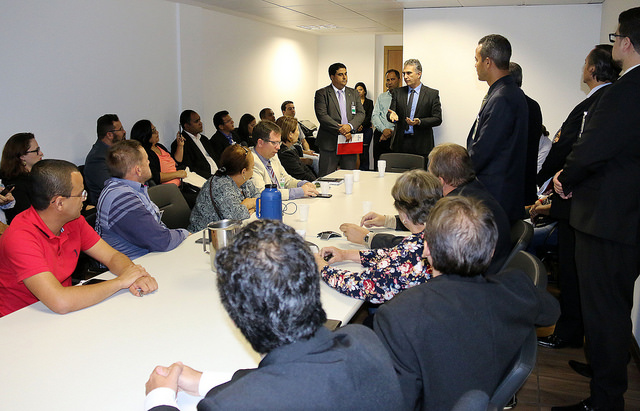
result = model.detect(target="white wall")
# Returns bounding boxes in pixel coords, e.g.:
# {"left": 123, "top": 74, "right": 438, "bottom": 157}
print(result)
{"left": 178, "top": 5, "right": 319, "bottom": 133}
{"left": 0, "top": 0, "right": 179, "bottom": 165}
{"left": 317, "top": 34, "right": 376, "bottom": 102}
{"left": 403, "top": 5, "right": 601, "bottom": 148}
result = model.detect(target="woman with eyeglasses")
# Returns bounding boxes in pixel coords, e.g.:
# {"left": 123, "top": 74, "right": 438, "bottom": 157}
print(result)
{"left": 275, "top": 116, "right": 317, "bottom": 181}
{"left": 0, "top": 133, "right": 44, "bottom": 223}
{"left": 188, "top": 144, "right": 260, "bottom": 232}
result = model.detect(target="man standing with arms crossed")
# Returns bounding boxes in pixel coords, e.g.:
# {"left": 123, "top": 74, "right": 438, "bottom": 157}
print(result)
{"left": 553, "top": 7, "right": 640, "bottom": 410}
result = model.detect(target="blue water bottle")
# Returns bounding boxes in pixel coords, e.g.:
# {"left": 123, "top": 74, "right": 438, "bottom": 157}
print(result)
{"left": 256, "top": 184, "right": 282, "bottom": 220}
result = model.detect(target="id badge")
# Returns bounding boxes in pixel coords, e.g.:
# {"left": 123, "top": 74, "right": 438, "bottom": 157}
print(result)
{"left": 351, "top": 104, "right": 356, "bottom": 115}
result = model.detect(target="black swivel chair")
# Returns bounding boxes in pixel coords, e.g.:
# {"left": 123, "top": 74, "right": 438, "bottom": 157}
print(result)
{"left": 148, "top": 184, "right": 191, "bottom": 230}
{"left": 379, "top": 153, "right": 424, "bottom": 173}
{"left": 506, "top": 250, "right": 548, "bottom": 289}
{"left": 488, "top": 328, "right": 538, "bottom": 410}
{"left": 500, "top": 220, "right": 534, "bottom": 271}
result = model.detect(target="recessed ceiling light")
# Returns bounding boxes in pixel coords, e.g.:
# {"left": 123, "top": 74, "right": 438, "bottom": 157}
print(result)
{"left": 297, "top": 24, "right": 339, "bottom": 30}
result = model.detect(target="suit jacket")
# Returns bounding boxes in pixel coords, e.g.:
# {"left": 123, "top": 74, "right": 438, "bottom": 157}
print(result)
{"left": 467, "top": 75, "right": 529, "bottom": 222}
{"left": 210, "top": 130, "right": 242, "bottom": 165}
{"left": 171, "top": 131, "right": 216, "bottom": 179}
{"left": 559, "top": 67, "right": 640, "bottom": 245}
{"left": 277, "top": 145, "right": 316, "bottom": 182}
{"left": 374, "top": 270, "right": 560, "bottom": 411}
{"left": 250, "top": 149, "right": 300, "bottom": 201}
{"left": 524, "top": 95, "right": 543, "bottom": 205}
{"left": 314, "top": 85, "right": 365, "bottom": 152}
{"left": 387, "top": 84, "right": 442, "bottom": 155}
{"left": 537, "top": 85, "right": 609, "bottom": 185}
{"left": 150, "top": 325, "right": 404, "bottom": 411}
{"left": 84, "top": 139, "right": 111, "bottom": 205}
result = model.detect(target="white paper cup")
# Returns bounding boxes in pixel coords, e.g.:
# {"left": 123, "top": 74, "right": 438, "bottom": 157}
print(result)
{"left": 353, "top": 169, "right": 361, "bottom": 182}
{"left": 295, "top": 228, "right": 307, "bottom": 238}
{"left": 320, "top": 181, "right": 330, "bottom": 195}
{"left": 378, "top": 160, "right": 386, "bottom": 177}
{"left": 344, "top": 174, "right": 354, "bottom": 195}
{"left": 298, "top": 204, "right": 310, "bottom": 221}
{"left": 362, "top": 201, "right": 373, "bottom": 214}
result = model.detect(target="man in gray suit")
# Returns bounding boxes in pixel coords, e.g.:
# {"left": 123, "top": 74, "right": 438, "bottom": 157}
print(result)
{"left": 314, "top": 62, "right": 365, "bottom": 176}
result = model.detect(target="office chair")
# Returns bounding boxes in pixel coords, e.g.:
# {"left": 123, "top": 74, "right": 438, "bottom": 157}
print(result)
{"left": 500, "top": 219, "right": 534, "bottom": 271}
{"left": 148, "top": 183, "right": 191, "bottom": 230}
{"left": 379, "top": 153, "right": 424, "bottom": 172}
{"left": 506, "top": 250, "right": 548, "bottom": 289}
{"left": 488, "top": 328, "right": 537, "bottom": 410}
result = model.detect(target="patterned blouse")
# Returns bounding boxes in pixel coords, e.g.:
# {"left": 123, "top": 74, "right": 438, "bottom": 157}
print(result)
{"left": 188, "top": 175, "right": 259, "bottom": 232}
{"left": 321, "top": 233, "right": 432, "bottom": 304}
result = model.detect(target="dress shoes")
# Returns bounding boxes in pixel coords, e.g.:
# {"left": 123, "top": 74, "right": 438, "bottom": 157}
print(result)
{"left": 568, "top": 360, "right": 593, "bottom": 379}
{"left": 537, "top": 334, "right": 583, "bottom": 349}
{"left": 551, "top": 398, "right": 599, "bottom": 411}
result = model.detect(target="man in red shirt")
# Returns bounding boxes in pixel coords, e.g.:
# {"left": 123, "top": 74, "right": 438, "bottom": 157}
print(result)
{"left": 0, "top": 159, "right": 157, "bottom": 316}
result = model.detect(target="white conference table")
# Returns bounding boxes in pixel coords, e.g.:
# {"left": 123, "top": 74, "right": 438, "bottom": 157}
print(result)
{"left": 0, "top": 170, "right": 402, "bottom": 411}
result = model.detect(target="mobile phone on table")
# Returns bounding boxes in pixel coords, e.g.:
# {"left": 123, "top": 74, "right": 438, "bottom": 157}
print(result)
{"left": 316, "top": 194, "right": 332, "bottom": 198}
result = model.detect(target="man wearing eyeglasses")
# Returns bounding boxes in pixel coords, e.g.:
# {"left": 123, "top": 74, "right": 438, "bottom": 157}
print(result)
{"left": 0, "top": 159, "right": 157, "bottom": 316}
{"left": 96, "top": 140, "right": 189, "bottom": 261}
{"left": 552, "top": 7, "right": 640, "bottom": 411}
{"left": 85, "top": 114, "right": 127, "bottom": 205}
{"left": 250, "top": 121, "right": 318, "bottom": 200}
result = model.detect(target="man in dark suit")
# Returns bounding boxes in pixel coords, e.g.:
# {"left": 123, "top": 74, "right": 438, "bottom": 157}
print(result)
{"left": 467, "top": 34, "right": 528, "bottom": 223}
{"left": 552, "top": 8, "right": 640, "bottom": 410}
{"left": 144, "top": 220, "right": 403, "bottom": 411}
{"left": 509, "top": 62, "right": 543, "bottom": 206}
{"left": 314, "top": 62, "right": 365, "bottom": 176}
{"left": 171, "top": 110, "right": 217, "bottom": 179}
{"left": 536, "top": 45, "right": 620, "bottom": 352}
{"left": 387, "top": 58, "right": 442, "bottom": 163}
{"left": 374, "top": 196, "right": 559, "bottom": 411}
{"left": 210, "top": 110, "right": 242, "bottom": 165}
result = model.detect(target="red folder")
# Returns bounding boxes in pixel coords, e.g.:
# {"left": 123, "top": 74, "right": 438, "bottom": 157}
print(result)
{"left": 337, "top": 133, "right": 363, "bottom": 155}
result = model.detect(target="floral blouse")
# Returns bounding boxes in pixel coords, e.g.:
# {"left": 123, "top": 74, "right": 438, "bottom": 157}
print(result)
{"left": 321, "top": 233, "right": 432, "bottom": 304}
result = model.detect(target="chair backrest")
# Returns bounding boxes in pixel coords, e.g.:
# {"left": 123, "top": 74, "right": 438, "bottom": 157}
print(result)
{"left": 379, "top": 153, "right": 424, "bottom": 173}
{"left": 147, "top": 184, "right": 191, "bottom": 230}
{"left": 488, "top": 328, "right": 537, "bottom": 409}
{"left": 500, "top": 220, "right": 534, "bottom": 271}
{"left": 506, "top": 250, "right": 548, "bottom": 289}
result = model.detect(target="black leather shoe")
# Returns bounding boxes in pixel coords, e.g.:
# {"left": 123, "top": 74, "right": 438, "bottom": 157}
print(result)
{"left": 537, "top": 334, "right": 583, "bottom": 349}
{"left": 568, "top": 360, "right": 593, "bottom": 378}
{"left": 551, "top": 398, "right": 598, "bottom": 411}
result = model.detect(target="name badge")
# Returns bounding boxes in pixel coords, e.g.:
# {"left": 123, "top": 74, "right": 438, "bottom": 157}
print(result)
{"left": 351, "top": 104, "right": 356, "bottom": 115}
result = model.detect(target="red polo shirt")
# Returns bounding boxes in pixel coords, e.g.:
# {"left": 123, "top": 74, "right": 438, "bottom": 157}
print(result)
{"left": 0, "top": 207, "right": 100, "bottom": 316}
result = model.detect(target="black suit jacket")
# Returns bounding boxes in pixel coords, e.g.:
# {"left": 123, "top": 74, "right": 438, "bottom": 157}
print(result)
{"left": 210, "top": 130, "right": 242, "bottom": 165}
{"left": 171, "top": 131, "right": 216, "bottom": 179}
{"left": 467, "top": 75, "right": 529, "bottom": 222}
{"left": 374, "top": 270, "right": 559, "bottom": 411}
{"left": 150, "top": 325, "right": 403, "bottom": 411}
{"left": 314, "top": 85, "right": 365, "bottom": 152}
{"left": 387, "top": 84, "right": 442, "bottom": 155}
{"left": 524, "top": 95, "right": 543, "bottom": 205}
{"left": 559, "top": 68, "right": 640, "bottom": 245}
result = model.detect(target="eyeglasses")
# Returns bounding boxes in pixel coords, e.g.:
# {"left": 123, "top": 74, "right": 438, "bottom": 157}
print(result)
{"left": 65, "top": 190, "right": 88, "bottom": 201}
{"left": 109, "top": 127, "right": 124, "bottom": 133}
{"left": 266, "top": 140, "right": 282, "bottom": 147}
{"left": 609, "top": 33, "right": 626, "bottom": 43}
{"left": 25, "top": 147, "right": 41, "bottom": 155}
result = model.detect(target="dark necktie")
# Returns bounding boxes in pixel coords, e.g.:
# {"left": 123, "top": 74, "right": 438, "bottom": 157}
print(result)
{"left": 406, "top": 89, "right": 415, "bottom": 131}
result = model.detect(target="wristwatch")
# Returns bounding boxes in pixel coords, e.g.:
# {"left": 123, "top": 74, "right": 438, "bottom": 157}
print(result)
{"left": 363, "top": 232, "right": 371, "bottom": 245}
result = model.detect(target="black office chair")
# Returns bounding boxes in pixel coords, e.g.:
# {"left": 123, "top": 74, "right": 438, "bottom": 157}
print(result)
{"left": 500, "top": 219, "right": 534, "bottom": 271}
{"left": 488, "top": 328, "right": 537, "bottom": 410}
{"left": 451, "top": 390, "right": 490, "bottom": 411}
{"left": 148, "top": 184, "right": 191, "bottom": 230}
{"left": 379, "top": 153, "right": 424, "bottom": 173}
{"left": 506, "top": 250, "right": 548, "bottom": 289}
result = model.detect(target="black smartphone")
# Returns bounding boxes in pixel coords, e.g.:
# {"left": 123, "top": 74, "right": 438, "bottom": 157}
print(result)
{"left": 316, "top": 194, "right": 332, "bottom": 198}
{"left": 0, "top": 184, "right": 15, "bottom": 196}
